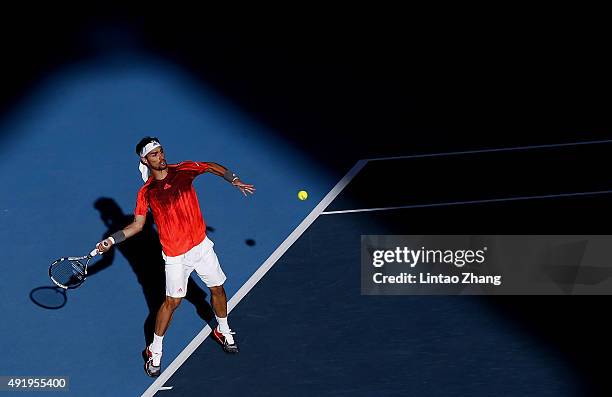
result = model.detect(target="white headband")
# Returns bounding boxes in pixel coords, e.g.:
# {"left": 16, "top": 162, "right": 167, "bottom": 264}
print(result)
{"left": 138, "top": 141, "right": 162, "bottom": 182}
{"left": 140, "top": 141, "right": 161, "bottom": 157}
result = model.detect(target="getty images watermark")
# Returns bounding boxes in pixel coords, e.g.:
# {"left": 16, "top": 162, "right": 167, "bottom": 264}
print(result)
{"left": 361, "top": 235, "right": 612, "bottom": 295}
{"left": 371, "top": 245, "right": 501, "bottom": 286}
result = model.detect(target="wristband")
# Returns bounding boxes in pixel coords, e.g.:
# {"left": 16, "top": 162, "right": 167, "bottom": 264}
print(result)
{"left": 223, "top": 170, "right": 239, "bottom": 183}
{"left": 110, "top": 230, "right": 126, "bottom": 244}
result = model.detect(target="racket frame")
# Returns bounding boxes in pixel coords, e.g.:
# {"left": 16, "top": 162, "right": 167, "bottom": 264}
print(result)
{"left": 49, "top": 248, "right": 99, "bottom": 290}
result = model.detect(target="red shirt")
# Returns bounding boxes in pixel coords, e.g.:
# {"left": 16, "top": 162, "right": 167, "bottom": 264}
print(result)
{"left": 135, "top": 161, "right": 210, "bottom": 256}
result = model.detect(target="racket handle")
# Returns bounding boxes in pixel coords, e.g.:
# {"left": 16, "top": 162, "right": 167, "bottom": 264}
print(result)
{"left": 91, "top": 240, "right": 111, "bottom": 257}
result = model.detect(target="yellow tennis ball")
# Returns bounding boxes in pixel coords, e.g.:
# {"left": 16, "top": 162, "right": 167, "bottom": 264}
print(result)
{"left": 298, "top": 190, "right": 308, "bottom": 200}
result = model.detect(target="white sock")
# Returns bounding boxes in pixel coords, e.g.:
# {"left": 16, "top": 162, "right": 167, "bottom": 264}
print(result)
{"left": 216, "top": 316, "right": 234, "bottom": 344}
{"left": 216, "top": 316, "right": 231, "bottom": 334}
{"left": 150, "top": 333, "right": 164, "bottom": 355}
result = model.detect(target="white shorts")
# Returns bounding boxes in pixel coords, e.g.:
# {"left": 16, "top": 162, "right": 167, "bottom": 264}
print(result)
{"left": 163, "top": 236, "right": 227, "bottom": 298}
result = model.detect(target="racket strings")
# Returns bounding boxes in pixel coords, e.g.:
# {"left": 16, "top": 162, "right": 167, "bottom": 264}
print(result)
{"left": 50, "top": 259, "right": 86, "bottom": 288}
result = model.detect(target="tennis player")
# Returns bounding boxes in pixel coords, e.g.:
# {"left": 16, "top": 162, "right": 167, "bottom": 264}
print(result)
{"left": 96, "top": 137, "right": 255, "bottom": 377}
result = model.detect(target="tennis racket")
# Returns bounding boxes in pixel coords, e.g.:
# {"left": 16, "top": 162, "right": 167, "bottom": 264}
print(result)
{"left": 48, "top": 241, "right": 108, "bottom": 289}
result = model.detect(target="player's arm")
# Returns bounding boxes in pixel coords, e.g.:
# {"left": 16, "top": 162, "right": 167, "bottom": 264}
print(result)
{"left": 96, "top": 215, "right": 146, "bottom": 253}
{"left": 204, "top": 162, "right": 256, "bottom": 196}
{"left": 180, "top": 161, "right": 255, "bottom": 196}
{"left": 203, "top": 162, "right": 229, "bottom": 177}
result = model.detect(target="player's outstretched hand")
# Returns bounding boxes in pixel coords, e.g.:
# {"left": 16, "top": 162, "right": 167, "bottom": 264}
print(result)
{"left": 96, "top": 238, "right": 114, "bottom": 254}
{"left": 232, "top": 179, "right": 256, "bottom": 196}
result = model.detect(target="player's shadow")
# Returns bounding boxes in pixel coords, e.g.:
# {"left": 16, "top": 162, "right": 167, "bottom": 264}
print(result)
{"left": 92, "top": 197, "right": 216, "bottom": 346}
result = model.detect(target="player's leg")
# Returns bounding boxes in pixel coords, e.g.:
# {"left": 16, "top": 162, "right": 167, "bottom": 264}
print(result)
{"left": 194, "top": 237, "right": 238, "bottom": 353}
{"left": 154, "top": 296, "right": 183, "bottom": 336}
{"left": 145, "top": 260, "right": 190, "bottom": 377}
{"left": 209, "top": 285, "right": 228, "bottom": 318}
{"left": 208, "top": 285, "right": 237, "bottom": 353}
{"left": 145, "top": 296, "right": 182, "bottom": 377}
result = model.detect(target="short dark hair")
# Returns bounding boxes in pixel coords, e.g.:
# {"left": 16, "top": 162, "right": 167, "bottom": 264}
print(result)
{"left": 136, "top": 136, "right": 160, "bottom": 156}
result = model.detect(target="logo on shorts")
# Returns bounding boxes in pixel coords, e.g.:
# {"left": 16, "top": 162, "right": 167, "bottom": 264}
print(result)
{"left": 164, "top": 183, "right": 172, "bottom": 190}
{"left": 178, "top": 288, "right": 183, "bottom": 292}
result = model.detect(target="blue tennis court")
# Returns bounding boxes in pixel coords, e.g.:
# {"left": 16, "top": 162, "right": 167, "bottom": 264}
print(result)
{"left": 0, "top": 54, "right": 337, "bottom": 396}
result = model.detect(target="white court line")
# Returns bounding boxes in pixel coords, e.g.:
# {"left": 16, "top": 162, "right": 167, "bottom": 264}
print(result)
{"left": 365, "top": 138, "right": 612, "bottom": 162}
{"left": 142, "top": 137, "right": 612, "bottom": 396}
{"left": 140, "top": 160, "right": 368, "bottom": 397}
{"left": 321, "top": 190, "right": 612, "bottom": 215}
